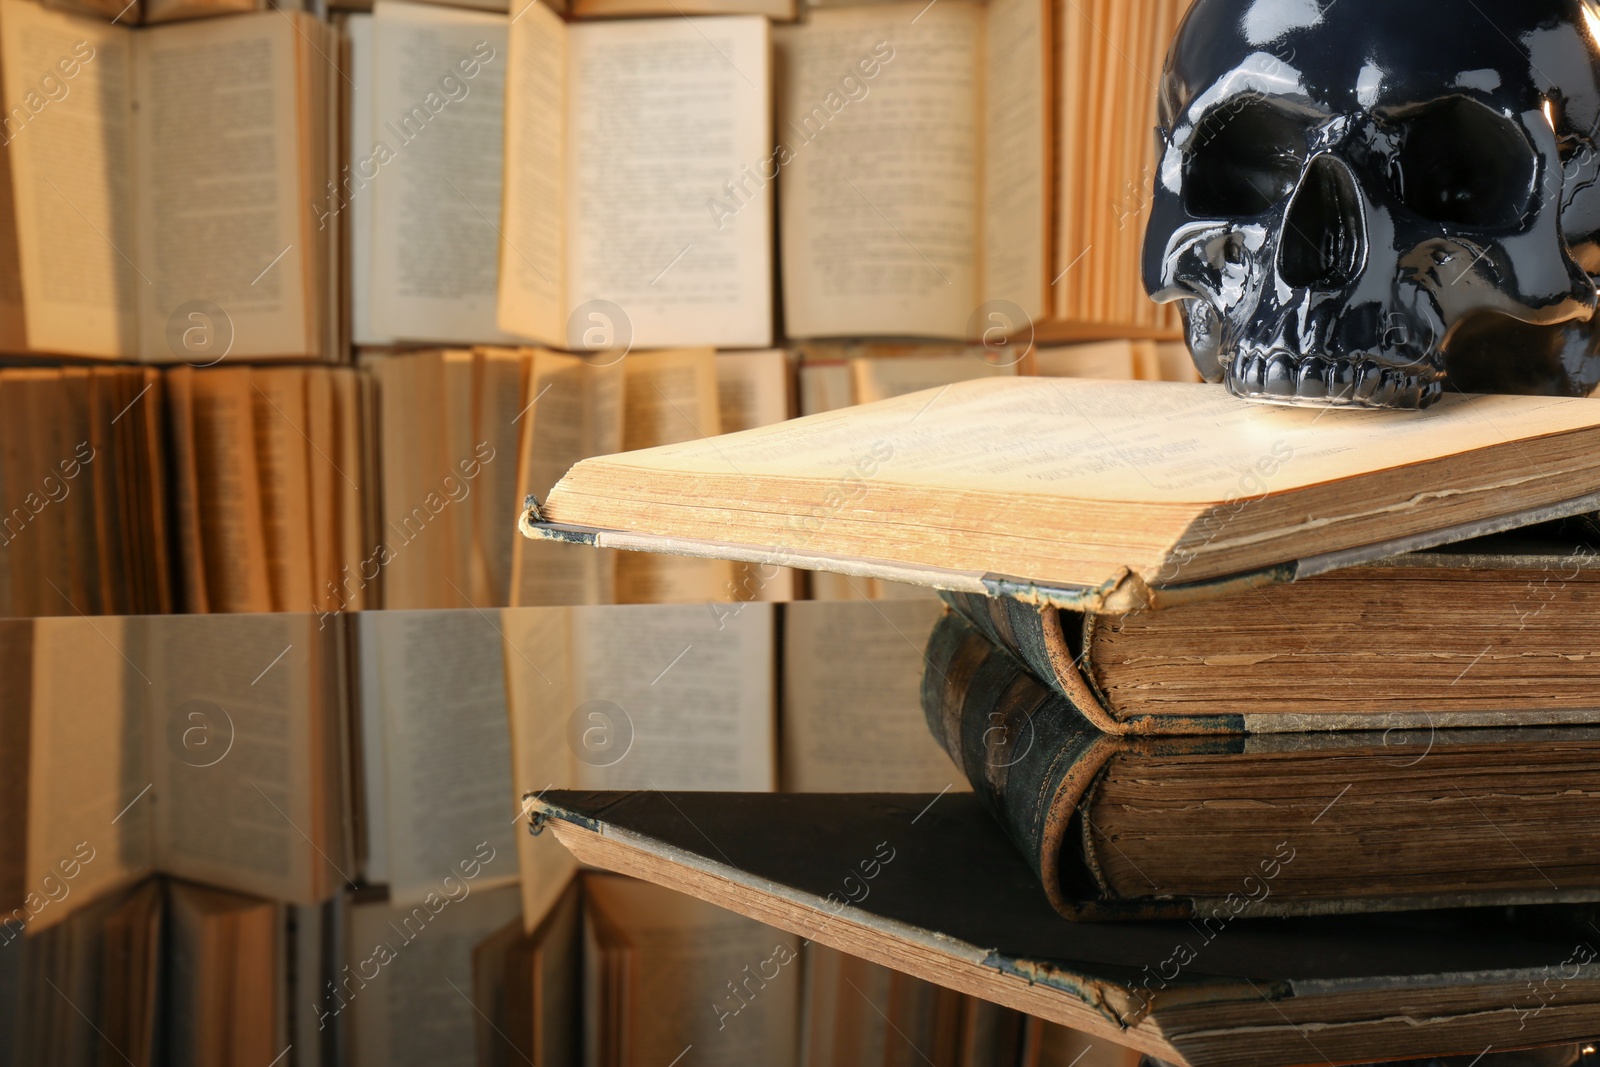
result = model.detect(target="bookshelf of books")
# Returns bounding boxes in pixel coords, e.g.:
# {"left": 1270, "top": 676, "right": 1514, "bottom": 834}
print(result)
{"left": 5, "top": 0, "right": 1597, "bottom": 1063}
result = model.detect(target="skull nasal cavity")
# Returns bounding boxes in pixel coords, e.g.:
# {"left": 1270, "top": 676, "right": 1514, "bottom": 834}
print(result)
{"left": 1279, "top": 155, "right": 1367, "bottom": 290}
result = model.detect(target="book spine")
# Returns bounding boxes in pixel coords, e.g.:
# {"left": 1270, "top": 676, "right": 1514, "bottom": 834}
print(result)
{"left": 920, "top": 610, "right": 1127, "bottom": 917}
{"left": 937, "top": 591, "right": 1244, "bottom": 736}
{"left": 922, "top": 610, "right": 1235, "bottom": 920}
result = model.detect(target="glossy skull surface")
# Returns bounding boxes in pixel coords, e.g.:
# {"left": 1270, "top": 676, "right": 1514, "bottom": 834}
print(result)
{"left": 1143, "top": 0, "right": 1600, "bottom": 408}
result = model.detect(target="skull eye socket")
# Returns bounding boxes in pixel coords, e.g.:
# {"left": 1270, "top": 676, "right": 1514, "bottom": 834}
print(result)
{"left": 1183, "top": 97, "right": 1310, "bottom": 218}
{"left": 1391, "top": 97, "right": 1536, "bottom": 228}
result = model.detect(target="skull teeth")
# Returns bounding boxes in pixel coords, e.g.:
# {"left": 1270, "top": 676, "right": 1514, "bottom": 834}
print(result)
{"left": 1227, "top": 352, "right": 1443, "bottom": 410}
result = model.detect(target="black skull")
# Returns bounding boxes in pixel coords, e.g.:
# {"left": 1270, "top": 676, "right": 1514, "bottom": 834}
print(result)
{"left": 1142, "top": 0, "right": 1600, "bottom": 408}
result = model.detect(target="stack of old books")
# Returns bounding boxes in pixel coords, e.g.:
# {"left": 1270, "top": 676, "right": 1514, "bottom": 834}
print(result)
{"left": 520, "top": 377, "right": 1600, "bottom": 1066}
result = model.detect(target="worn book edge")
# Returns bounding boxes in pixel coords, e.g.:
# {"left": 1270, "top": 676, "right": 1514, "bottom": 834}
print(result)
{"left": 518, "top": 489, "right": 1600, "bottom": 613}
{"left": 526, "top": 791, "right": 1600, "bottom": 1067}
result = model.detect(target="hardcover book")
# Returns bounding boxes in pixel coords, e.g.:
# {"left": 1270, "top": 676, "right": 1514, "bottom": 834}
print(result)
{"left": 936, "top": 523, "right": 1600, "bottom": 734}
{"left": 923, "top": 607, "right": 1600, "bottom": 917}
{"left": 526, "top": 789, "right": 1600, "bottom": 1067}
{"left": 521, "top": 379, "right": 1600, "bottom": 613}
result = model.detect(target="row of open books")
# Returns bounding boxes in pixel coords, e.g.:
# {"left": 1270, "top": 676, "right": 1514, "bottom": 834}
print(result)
{"left": 0, "top": 0, "right": 1185, "bottom": 358}
{"left": 4, "top": 868, "right": 1140, "bottom": 1067}
{"left": 0, "top": 341, "right": 1198, "bottom": 617}
{"left": 3, "top": 599, "right": 958, "bottom": 927}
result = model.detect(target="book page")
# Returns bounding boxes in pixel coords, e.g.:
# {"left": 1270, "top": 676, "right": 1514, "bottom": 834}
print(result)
{"left": 441, "top": 351, "right": 484, "bottom": 605}
{"left": 345, "top": 884, "right": 522, "bottom": 1067}
{"left": 496, "top": 0, "right": 565, "bottom": 343}
{"left": 163, "top": 368, "right": 208, "bottom": 611}
{"left": 499, "top": 606, "right": 580, "bottom": 929}
{"left": 0, "top": 0, "right": 136, "bottom": 357}
{"left": 566, "top": 16, "right": 772, "bottom": 349}
{"left": 617, "top": 348, "right": 735, "bottom": 602}
{"left": 474, "top": 348, "right": 529, "bottom": 606}
{"left": 781, "top": 599, "right": 961, "bottom": 792}
{"left": 586, "top": 875, "right": 801, "bottom": 1066}
{"left": 1033, "top": 341, "right": 1140, "bottom": 381}
{"left": 776, "top": 3, "right": 980, "bottom": 338}
{"left": 569, "top": 603, "right": 776, "bottom": 790}
{"left": 0, "top": 87, "right": 23, "bottom": 352}
{"left": 797, "top": 361, "right": 853, "bottom": 415}
{"left": 511, "top": 351, "right": 622, "bottom": 606}
{"left": 305, "top": 369, "right": 340, "bottom": 614}
{"left": 573, "top": 0, "right": 793, "bottom": 15}
{"left": 165, "top": 882, "right": 280, "bottom": 1067}
{"left": 25, "top": 618, "right": 149, "bottom": 932}
{"left": 564, "top": 380, "right": 1600, "bottom": 503}
{"left": 252, "top": 368, "right": 315, "bottom": 612}
{"left": 370, "top": 2, "right": 515, "bottom": 344}
{"left": 0, "top": 622, "right": 28, "bottom": 910}
{"left": 1157, "top": 341, "right": 1202, "bottom": 383}
{"left": 851, "top": 354, "right": 1015, "bottom": 403}
{"left": 333, "top": 370, "right": 372, "bottom": 612}
{"left": 132, "top": 12, "right": 308, "bottom": 360}
{"left": 373, "top": 351, "right": 467, "bottom": 609}
{"left": 140, "top": 614, "right": 329, "bottom": 904}
{"left": 189, "top": 367, "right": 273, "bottom": 612}
{"left": 715, "top": 350, "right": 790, "bottom": 432}
{"left": 347, "top": 15, "right": 392, "bottom": 347}
{"left": 358, "top": 611, "right": 519, "bottom": 906}
{"left": 355, "top": 617, "right": 392, "bottom": 887}
{"left": 980, "top": 0, "right": 1048, "bottom": 317}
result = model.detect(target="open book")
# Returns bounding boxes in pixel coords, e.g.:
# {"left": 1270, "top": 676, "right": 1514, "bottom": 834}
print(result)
{"left": 525, "top": 379, "right": 1600, "bottom": 612}
{"left": 166, "top": 365, "right": 371, "bottom": 614}
{"left": 501, "top": 603, "right": 776, "bottom": 927}
{"left": 10, "top": 614, "right": 349, "bottom": 933}
{"left": 781, "top": 599, "right": 959, "bottom": 792}
{"left": 0, "top": 1, "right": 339, "bottom": 360}
{"left": 343, "top": 883, "right": 523, "bottom": 1067}
{"left": 776, "top": 0, "right": 1049, "bottom": 339}
{"left": 42, "top": 0, "right": 263, "bottom": 25}
{"left": 4, "top": 876, "right": 309, "bottom": 1067}
{"left": 0, "top": 366, "right": 170, "bottom": 618}
{"left": 349, "top": 2, "right": 515, "bottom": 346}
{"left": 354, "top": 610, "right": 521, "bottom": 906}
{"left": 530, "top": 789, "right": 1600, "bottom": 1067}
{"left": 583, "top": 873, "right": 801, "bottom": 1067}
{"left": 498, "top": 7, "right": 772, "bottom": 349}
{"left": 776, "top": 0, "right": 1186, "bottom": 340}
{"left": 505, "top": 347, "right": 791, "bottom": 607}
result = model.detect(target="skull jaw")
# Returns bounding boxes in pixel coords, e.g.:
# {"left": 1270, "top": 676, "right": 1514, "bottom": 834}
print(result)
{"left": 1222, "top": 347, "right": 1446, "bottom": 409}
{"left": 1441, "top": 312, "right": 1600, "bottom": 398}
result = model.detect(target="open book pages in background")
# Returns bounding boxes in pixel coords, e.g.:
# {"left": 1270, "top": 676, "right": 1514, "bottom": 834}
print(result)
{"left": 498, "top": 7, "right": 773, "bottom": 349}
{"left": 343, "top": 882, "right": 523, "bottom": 1067}
{"left": 0, "top": 0, "right": 338, "bottom": 360}
{"left": 2, "top": 876, "right": 316, "bottom": 1067}
{"left": 3, "top": 597, "right": 947, "bottom": 942}
{"left": 364, "top": 346, "right": 797, "bottom": 611}
{"left": 776, "top": 0, "right": 1048, "bottom": 340}
{"left": 41, "top": 0, "right": 262, "bottom": 24}
{"left": 531, "top": 379, "right": 1600, "bottom": 612}
{"left": 349, "top": 2, "right": 516, "bottom": 347}
{"left": 16, "top": 615, "right": 348, "bottom": 933}
{"left": 775, "top": 0, "right": 1184, "bottom": 340}
{"left": 356, "top": 599, "right": 950, "bottom": 921}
